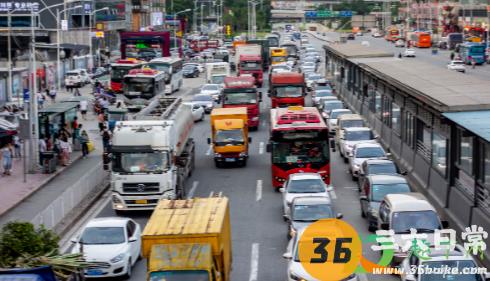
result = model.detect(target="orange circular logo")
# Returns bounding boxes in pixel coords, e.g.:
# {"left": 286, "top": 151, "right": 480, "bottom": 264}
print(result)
{"left": 298, "top": 219, "right": 362, "bottom": 281}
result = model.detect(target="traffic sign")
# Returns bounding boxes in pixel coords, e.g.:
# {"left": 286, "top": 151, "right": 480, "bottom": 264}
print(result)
{"left": 226, "top": 24, "right": 231, "bottom": 36}
{"left": 61, "top": 20, "right": 68, "bottom": 31}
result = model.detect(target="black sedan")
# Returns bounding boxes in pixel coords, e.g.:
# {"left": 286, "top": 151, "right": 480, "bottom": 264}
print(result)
{"left": 183, "top": 65, "right": 200, "bottom": 78}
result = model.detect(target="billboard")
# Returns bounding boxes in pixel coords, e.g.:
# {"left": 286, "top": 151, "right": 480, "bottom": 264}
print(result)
{"left": 95, "top": 1, "right": 126, "bottom": 22}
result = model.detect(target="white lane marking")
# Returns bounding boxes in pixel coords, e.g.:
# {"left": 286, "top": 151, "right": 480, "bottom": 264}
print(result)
{"left": 259, "top": 142, "right": 264, "bottom": 154}
{"left": 358, "top": 273, "right": 369, "bottom": 281}
{"left": 330, "top": 189, "right": 337, "bottom": 200}
{"left": 249, "top": 243, "right": 260, "bottom": 281}
{"left": 256, "top": 180, "right": 263, "bottom": 201}
{"left": 206, "top": 145, "right": 212, "bottom": 156}
{"left": 59, "top": 193, "right": 111, "bottom": 253}
{"left": 187, "top": 181, "right": 199, "bottom": 199}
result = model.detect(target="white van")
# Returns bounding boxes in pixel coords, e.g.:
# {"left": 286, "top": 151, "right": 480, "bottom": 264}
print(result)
{"left": 65, "top": 69, "right": 91, "bottom": 88}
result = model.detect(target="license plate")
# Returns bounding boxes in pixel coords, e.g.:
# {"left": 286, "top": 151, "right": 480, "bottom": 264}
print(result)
{"left": 86, "top": 269, "right": 103, "bottom": 276}
{"left": 135, "top": 199, "right": 148, "bottom": 204}
{"left": 225, "top": 158, "right": 236, "bottom": 162}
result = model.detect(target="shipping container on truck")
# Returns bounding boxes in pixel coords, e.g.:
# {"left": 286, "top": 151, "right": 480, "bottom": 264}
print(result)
{"left": 223, "top": 76, "right": 262, "bottom": 130}
{"left": 141, "top": 197, "right": 232, "bottom": 281}
{"left": 208, "top": 107, "right": 251, "bottom": 167}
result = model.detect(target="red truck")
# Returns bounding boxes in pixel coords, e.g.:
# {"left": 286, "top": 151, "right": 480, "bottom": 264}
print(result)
{"left": 223, "top": 76, "right": 262, "bottom": 130}
{"left": 269, "top": 72, "right": 305, "bottom": 108}
{"left": 190, "top": 39, "right": 220, "bottom": 52}
{"left": 239, "top": 54, "right": 263, "bottom": 87}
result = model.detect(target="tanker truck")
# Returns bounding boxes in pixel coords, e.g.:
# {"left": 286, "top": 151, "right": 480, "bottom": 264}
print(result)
{"left": 105, "top": 97, "right": 195, "bottom": 212}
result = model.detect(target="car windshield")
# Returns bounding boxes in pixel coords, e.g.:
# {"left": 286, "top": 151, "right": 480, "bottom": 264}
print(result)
{"left": 149, "top": 270, "right": 210, "bottom": 281}
{"left": 240, "top": 61, "right": 261, "bottom": 70}
{"left": 303, "top": 62, "right": 315, "bottom": 67}
{"left": 316, "top": 85, "right": 332, "bottom": 91}
{"left": 371, "top": 183, "right": 410, "bottom": 202}
{"left": 211, "top": 76, "right": 225, "bottom": 84}
{"left": 356, "top": 147, "right": 385, "bottom": 158}
{"left": 307, "top": 74, "right": 322, "bottom": 80}
{"left": 272, "top": 56, "right": 286, "bottom": 63}
{"left": 369, "top": 163, "right": 397, "bottom": 174}
{"left": 330, "top": 110, "right": 351, "bottom": 119}
{"left": 341, "top": 119, "right": 365, "bottom": 129}
{"left": 322, "top": 102, "right": 343, "bottom": 113}
{"left": 193, "top": 95, "right": 213, "bottom": 102}
{"left": 80, "top": 227, "right": 125, "bottom": 244}
{"left": 114, "top": 152, "right": 169, "bottom": 173}
{"left": 215, "top": 129, "right": 244, "bottom": 146}
{"left": 420, "top": 260, "right": 483, "bottom": 281}
{"left": 392, "top": 210, "right": 440, "bottom": 233}
{"left": 66, "top": 72, "right": 79, "bottom": 77}
{"left": 224, "top": 92, "right": 257, "bottom": 105}
{"left": 124, "top": 77, "right": 154, "bottom": 94}
{"left": 183, "top": 66, "right": 195, "bottom": 71}
{"left": 345, "top": 130, "right": 373, "bottom": 141}
{"left": 272, "top": 141, "right": 328, "bottom": 164}
{"left": 453, "top": 61, "right": 464, "bottom": 65}
{"left": 274, "top": 86, "right": 303, "bottom": 98}
{"left": 202, "top": 85, "right": 219, "bottom": 91}
{"left": 288, "top": 179, "right": 326, "bottom": 193}
{"left": 292, "top": 204, "right": 334, "bottom": 221}
{"left": 147, "top": 63, "right": 170, "bottom": 73}
{"left": 315, "top": 91, "right": 333, "bottom": 97}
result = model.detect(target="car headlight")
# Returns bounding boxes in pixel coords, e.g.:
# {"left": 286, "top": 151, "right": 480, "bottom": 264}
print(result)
{"left": 290, "top": 273, "right": 307, "bottom": 281}
{"left": 239, "top": 152, "right": 247, "bottom": 157}
{"left": 110, "top": 253, "right": 125, "bottom": 263}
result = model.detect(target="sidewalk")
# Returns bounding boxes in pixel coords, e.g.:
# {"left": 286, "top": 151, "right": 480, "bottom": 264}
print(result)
{"left": 0, "top": 84, "right": 104, "bottom": 217}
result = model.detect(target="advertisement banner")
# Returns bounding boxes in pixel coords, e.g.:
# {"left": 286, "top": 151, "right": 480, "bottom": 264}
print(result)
{"left": 151, "top": 12, "right": 163, "bottom": 26}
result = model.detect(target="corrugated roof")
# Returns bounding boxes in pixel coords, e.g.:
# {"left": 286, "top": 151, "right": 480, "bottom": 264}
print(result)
{"left": 359, "top": 60, "right": 490, "bottom": 112}
{"left": 443, "top": 111, "right": 490, "bottom": 142}
{"left": 324, "top": 44, "right": 394, "bottom": 59}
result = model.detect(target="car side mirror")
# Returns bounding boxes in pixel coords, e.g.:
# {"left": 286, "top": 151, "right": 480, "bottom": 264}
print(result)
{"left": 347, "top": 152, "right": 354, "bottom": 157}
{"left": 279, "top": 187, "right": 285, "bottom": 193}
{"left": 248, "top": 137, "right": 252, "bottom": 143}
{"left": 207, "top": 138, "right": 211, "bottom": 144}
{"left": 129, "top": 237, "right": 137, "bottom": 242}
{"left": 336, "top": 213, "right": 343, "bottom": 219}
{"left": 266, "top": 143, "right": 272, "bottom": 153}
{"left": 441, "top": 220, "right": 449, "bottom": 228}
{"left": 381, "top": 223, "right": 390, "bottom": 230}
{"left": 386, "top": 152, "right": 392, "bottom": 158}
{"left": 283, "top": 215, "right": 290, "bottom": 221}
{"left": 401, "top": 171, "right": 408, "bottom": 175}
{"left": 70, "top": 236, "right": 78, "bottom": 243}
{"left": 282, "top": 252, "right": 292, "bottom": 260}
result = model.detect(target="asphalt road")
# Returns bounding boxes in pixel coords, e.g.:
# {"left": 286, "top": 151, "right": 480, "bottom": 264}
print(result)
{"left": 64, "top": 38, "right": 400, "bottom": 281}
{"left": 317, "top": 31, "right": 490, "bottom": 80}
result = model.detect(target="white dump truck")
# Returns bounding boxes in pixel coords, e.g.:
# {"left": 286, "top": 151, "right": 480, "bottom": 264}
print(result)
{"left": 205, "top": 62, "right": 231, "bottom": 85}
{"left": 105, "top": 97, "right": 195, "bottom": 212}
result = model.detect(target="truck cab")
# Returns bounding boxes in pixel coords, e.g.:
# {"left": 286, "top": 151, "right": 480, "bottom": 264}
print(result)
{"left": 206, "top": 62, "right": 231, "bottom": 85}
{"left": 222, "top": 76, "right": 261, "bottom": 130}
{"left": 208, "top": 107, "right": 251, "bottom": 167}
{"left": 269, "top": 72, "right": 305, "bottom": 108}
{"left": 239, "top": 54, "right": 263, "bottom": 87}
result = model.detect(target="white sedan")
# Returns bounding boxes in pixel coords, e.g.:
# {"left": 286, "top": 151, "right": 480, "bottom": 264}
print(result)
{"left": 71, "top": 217, "right": 142, "bottom": 279}
{"left": 403, "top": 48, "right": 416, "bottom": 57}
{"left": 184, "top": 102, "right": 205, "bottom": 122}
{"left": 447, "top": 60, "right": 466, "bottom": 73}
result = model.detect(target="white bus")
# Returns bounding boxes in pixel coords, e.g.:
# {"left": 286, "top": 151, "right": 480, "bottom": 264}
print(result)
{"left": 147, "top": 57, "right": 183, "bottom": 94}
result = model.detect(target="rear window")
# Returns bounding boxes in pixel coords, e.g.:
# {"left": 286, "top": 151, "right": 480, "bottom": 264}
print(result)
{"left": 66, "top": 72, "right": 79, "bottom": 77}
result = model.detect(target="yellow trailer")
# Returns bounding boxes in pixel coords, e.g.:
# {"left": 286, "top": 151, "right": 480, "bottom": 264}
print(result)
{"left": 142, "top": 197, "right": 232, "bottom": 281}
{"left": 208, "top": 107, "right": 251, "bottom": 167}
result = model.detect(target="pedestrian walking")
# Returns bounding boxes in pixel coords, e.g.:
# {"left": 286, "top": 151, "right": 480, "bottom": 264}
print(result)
{"left": 72, "top": 117, "right": 80, "bottom": 144}
{"left": 59, "top": 136, "right": 71, "bottom": 166}
{"left": 37, "top": 92, "right": 45, "bottom": 109}
{"left": 13, "top": 135, "right": 21, "bottom": 158}
{"left": 98, "top": 112, "right": 105, "bottom": 132}
{"left": 80, "top": 130, "right": 90, "bottom": 158}
{"left": 398, "top": 53, "right": 402, "bottom": 59}
{"left": 59, "top": 123, "right": 72, "bottom": 141}
{"left": 80, "top": 99, "right": 88, "bottom": 120}
{"left": 1, "top": 143, "right": 13, "bottom": 176}
{"left": 450, "top": 52, "right": 455, "bottom": 61}
{"left": 48, "top": 87, "right": 57, "bottom": 103}
{"left": 38, "top": 137, "right": 47, "bottom": 166}
{"left": 101, "top": 127, "right": 111, "bottom": 151}
{"left": 74, "top": 87, "right": 81, "bottom": 97}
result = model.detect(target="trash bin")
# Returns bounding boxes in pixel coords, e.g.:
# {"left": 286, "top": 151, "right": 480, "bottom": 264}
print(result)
{"left": 41, "top": 151, "right": 57, "bottom": 174}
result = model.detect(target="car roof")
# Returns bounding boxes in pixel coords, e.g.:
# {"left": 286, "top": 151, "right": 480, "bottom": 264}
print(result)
{"left": 289, "top": 173, "right": 322, "bottom": 180}
{"left": 292, "top": 196, "right": 332, "bottom": 205}
{"left": 330, "top": 109, "right": 351, "bottom": 113}
{"left": 354, "top": 142, "right": 382, "bottom": 149}
{"left": 344, "top": 126, "right": 371, "bottom": 132}
{"left": 338, "top": 114, "right": 363, "bottom": 120}
{"left": 364, "top": 159, "right": 395, "bottom": 165}
{"left": 367, "top": 174, "right": 407, "bottom": 184}
{"left": 86, "top": 217, "right": 130, "bottom": 228}
{"left": 384, "top": 193, "right": 435, "bottom": 212}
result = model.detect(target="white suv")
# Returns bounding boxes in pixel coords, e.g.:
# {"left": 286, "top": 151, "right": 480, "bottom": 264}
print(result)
{"left": 65, "top": 69, "right": 91, "bottom": 88}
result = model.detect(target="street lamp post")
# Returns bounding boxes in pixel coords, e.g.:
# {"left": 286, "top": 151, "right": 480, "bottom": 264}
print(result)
{"left": 88, "top": 7, "right": 109, "bottom": 71}
{"left": 57, "top": 5, "right": 82, "bottom": 92}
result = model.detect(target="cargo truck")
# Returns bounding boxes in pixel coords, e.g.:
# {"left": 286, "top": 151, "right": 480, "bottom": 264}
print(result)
{"left": 238, "top": 54, "right": 263, "bottom": 87}
{"left": 207, "top": 107, "right": 251, "bottom": 167}
{"left": 246, "top": 39, "right": 270, "bottom": 70}
{"left": 234, "top": 44, "right": 261, "bottom": 70}
{"left": 206, "top": 62, "right": 231, "bottom": 85}
{"left": 105, "top": 97, "right": 195, "bottom": 211}
{"left": 141, "top": 197, "right": 232, "bottom": 281}
{"left": 223, "top": 76, "right": 262, "bottom": 130}
{"left": 269, "top": 72, "right": 305, "bottom": 107}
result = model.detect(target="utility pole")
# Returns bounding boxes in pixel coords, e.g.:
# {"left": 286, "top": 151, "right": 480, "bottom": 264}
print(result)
{"left": 193, "top": 0, "right": 197, "bottom": 32}
{"left": 201, "top": 3, "right": 204, "bottom": 32}
{"left": 7, "top": 11, "right": 12, "bottom": 103}
{"left": 29, "top": 6, "right": 39, "bottom": 173}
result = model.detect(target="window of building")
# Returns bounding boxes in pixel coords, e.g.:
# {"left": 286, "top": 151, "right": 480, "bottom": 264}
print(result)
{"left": 458, "top": 131, "right": 474, "bottom": 175}
{"left": 483, "top": 142, "right": 490, "bottom": 185}
{"left": 392, "top": 102, "right": 401, "bottom": 135}
{"left": 404, "top": 111, "right": 415, "bottom": 149}
{"left": 382, "top": 95, "right": 392, "bottom": 127}
{"left": 374, "top": 91, "right": 382, "bottom": 119}
{"left": 416, "top": 119, "right": 432, "bottom": 162}
{"left": 432, "top": 132, "right": 447, "bottom": 177}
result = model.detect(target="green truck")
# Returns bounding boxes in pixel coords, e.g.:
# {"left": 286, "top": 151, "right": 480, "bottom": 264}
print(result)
{"left": 246, "top": 39, "right": 270, "bottom": 70}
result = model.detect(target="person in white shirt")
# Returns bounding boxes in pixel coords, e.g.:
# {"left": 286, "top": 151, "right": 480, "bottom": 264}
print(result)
{"left": 80, "top": 99, "right": 89, "bottom": 120}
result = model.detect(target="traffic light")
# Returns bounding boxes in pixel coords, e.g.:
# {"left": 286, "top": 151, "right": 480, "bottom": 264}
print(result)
{"left": 226, "top": 24, "right": 231, "bottom": 36}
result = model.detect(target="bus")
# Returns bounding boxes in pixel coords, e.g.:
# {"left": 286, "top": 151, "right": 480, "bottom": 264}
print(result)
{"left": 122, "top": 68, "right": 166, "bottom": 110}
{"left": 410, "top": 32, "right": 431, "bottom": 48}
{"left": 147, "top": 57, "right": 183, "bottom": 94}
{"left": 385, "top": 28, "right": 400, "bottom": 42}
{"left": 459, "top": 43, "right": 486, "bottom": 64}
{"left": 270, "top": 47, "right": 288, "bottom": 65}
{"left": 110, "top": 59, "right": 145, "bottom": 92}
{"left": 447, "top": 33, "right": 463, "bottom": 50}
{"left": 267, "top": 106, "right": 330, "bottom": 189}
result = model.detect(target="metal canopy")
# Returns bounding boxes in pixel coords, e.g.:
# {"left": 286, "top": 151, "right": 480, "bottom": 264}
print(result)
{"left": 443, "top": 111, "right": 490, "bottom": 142}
